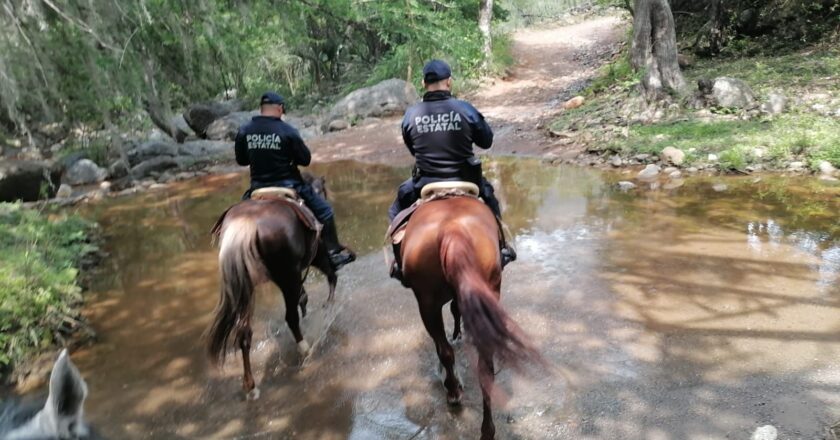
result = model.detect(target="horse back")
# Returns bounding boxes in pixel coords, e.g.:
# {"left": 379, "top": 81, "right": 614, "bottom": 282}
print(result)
{"left": 213, "top": 199, "right": 314, "bottom": 263}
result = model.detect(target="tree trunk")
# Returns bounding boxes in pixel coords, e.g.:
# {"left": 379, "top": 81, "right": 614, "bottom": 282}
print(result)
{"left": 631, "top": 0, "right": 686, "bottom": 100}
{"left": 142, "top": 61, "right": 187, "bottom": 143}
{"left": 479, "top": 0, "right": 493, "bottom": 71}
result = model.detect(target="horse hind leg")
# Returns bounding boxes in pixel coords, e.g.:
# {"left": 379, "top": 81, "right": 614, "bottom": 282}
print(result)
{"left": 275, "top": 275, "right": 310, "bottom": 359}
{"left": 450, "top": 300, "right": 462, "bottom": 342}
{"left": 419, "top": 301, "right": 463, "bottom": 405}
{"left": 478, "top": 349, "right": 496, "bottom": 440}
{"left": 299, "top": 287, "right": 309, "bottom": 318}
{"left": 237, "top": 320, "right": 260, "bottom": 400}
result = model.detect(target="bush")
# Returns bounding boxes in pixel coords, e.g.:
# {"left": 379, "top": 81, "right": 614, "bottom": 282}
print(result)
{"left": 0, "top": 204, "right": 96, "bottom": 371}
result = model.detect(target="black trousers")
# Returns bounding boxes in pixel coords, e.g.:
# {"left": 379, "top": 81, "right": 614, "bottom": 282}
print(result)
{"left": 388, "top": 176, "right": 501, "bottom": 221}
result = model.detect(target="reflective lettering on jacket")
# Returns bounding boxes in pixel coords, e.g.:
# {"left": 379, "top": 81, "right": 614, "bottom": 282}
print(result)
{"left": 414, "top": 111, "right": 463, "bottom": 134}
{"left": 246, "top": 133, "right": 283, "bottom": 150}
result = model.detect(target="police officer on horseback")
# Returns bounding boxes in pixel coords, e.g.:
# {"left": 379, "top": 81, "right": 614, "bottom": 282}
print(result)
{"left": 235, "top": 92, "right": 355, "bottom": 270}
{"left": 389, "top": 60, "right": 516, "bottom": 278}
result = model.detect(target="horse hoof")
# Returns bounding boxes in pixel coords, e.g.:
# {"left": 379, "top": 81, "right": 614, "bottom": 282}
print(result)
{"left": 446, "top": 387, "right": 464, "bottom": 406}
{"left": 246, "top": 387, "right": 261, "bottom": 401}
{"left": 297, "top": 340, "right": 311, "bottom": 358}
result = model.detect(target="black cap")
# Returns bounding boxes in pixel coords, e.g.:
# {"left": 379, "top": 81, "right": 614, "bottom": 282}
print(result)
{"left": 260, "top": 91, "right": 285, "bottom": 106}
{"left": 422, "top": 59, "right": 452, "bottom": 84}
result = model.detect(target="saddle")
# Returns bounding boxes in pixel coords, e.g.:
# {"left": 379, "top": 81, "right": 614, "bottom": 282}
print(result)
{"left": 386, "top": 181, "right": 480, "bottom": 245}
{"left": 251, "top": 187, "right": 321, "bottom": 233}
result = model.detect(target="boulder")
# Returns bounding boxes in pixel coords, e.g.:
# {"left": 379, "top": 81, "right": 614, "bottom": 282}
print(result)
{"left": 177, "top": 140, "right": 232, "bottom": 161}
{"left": 660, "top": 147, "right": 685, "bottom": 165}
{"left": 788, "top": 161, "right": 805, "bottom": 171}
{"left": 64, "top": 159, "right": 107, "bottom": 185}
{"left": 0, "top": 160, "right": 60, "bottom": 202}
{"left": 677, "top": 53, "right": 693, "bottom": 68}
{"left": 56, "top": 184, "right": 73, "bottom": 199}
{"left": 58, "top": 151, "right": 88, "bottom": 171}
{"left": 170, "top": 114, "right": 195, "bottom": 138}
{"left": 712, "top": 183, "right": 728, "bottom": 192}
{"left": 637, "top": 164, "right": 660, "bottom": 181}
{"left": 761, "top": 93, "right": 787, "bottom": 114}
{"left": 127, "top": 140, "right": 178, "bottom": 166}
{"left": 206, "top": 111, "right": 252, "bottom": 141}
{"left": 130, "top": 157, "right": 179, "bottom": 179}
{"left": 328, "top": 79, "right": 418, "bottom": 123}
{"left": 563, "top": 96, "right": 585, "bottom": 110}
{"left": 328, "top": 119, "right": 350, "bottom": 132}
{"left": 712, "top": 77, "right": 757, "bottom": 109}
{"left": 617, "top": 181, "right": 636, "bottom": 191}
{"left": 183, "top": 100, "right": 243, "bottom": 138}
{"left": 108, "top": 159, "right": 130, "bottom": 179}
{"left": 818, "top": 160, "right": 837, "bottom": 177}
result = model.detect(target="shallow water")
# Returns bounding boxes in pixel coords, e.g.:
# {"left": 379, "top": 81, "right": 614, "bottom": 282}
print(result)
{"left": 25, "top": 160, "right": 840, "bottom": 438}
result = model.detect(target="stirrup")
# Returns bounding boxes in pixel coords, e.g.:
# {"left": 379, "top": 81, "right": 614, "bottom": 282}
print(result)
{"left": 389, "top": 261, "right": 409, "bottom": 287}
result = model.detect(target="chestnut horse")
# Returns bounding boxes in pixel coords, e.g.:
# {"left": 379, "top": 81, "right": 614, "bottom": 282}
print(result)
{"left": 400, "top": 196, "right": 540, "bottom": 440}
{"left": 205, "top": 176, "right": 340, "bottom": 400}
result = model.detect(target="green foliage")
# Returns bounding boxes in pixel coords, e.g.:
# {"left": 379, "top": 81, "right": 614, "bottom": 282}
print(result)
{"left": 0, "top": 204, "right": 95, "bottom": 370}
{"left": 0, "top": 0, "right": 527, "bottom": 138}
{"left": 587, "top": 53, "right": 637, "bottom": 94}
{"left": 611, "top": 115, "right": 840, "bottom": 168}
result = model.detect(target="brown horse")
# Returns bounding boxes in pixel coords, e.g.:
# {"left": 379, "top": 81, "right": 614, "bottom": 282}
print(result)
{"left": 205, "top": 176, "right": 340, "bottom": 400}
{"left": 400, "top": 196, "right": 540, "bottom": 440}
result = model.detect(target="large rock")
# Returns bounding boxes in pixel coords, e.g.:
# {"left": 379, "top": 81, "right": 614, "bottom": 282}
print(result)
{"left": 637, "top": 164, "right": 660, "bottom": 181}
{"left": 762, "top": 93, "right": 787, "bottom": 114}
{"left": 170, "top": 114, "right": 195, "bottom": 137}
{"left": 206, "top": 111, "right": 252, "bottom": 141}
{"left": 0, "top": 160, "right": 60, "bottom": 202}
{"left": 183, "top": 100, "right": 243, "bottom": 138}
{"left": 130, "top": 157, "right": 179, "bottom": 179}
{"left": 818, "top": 160, "right": 837, "bottom": 177}
{"left": 660, "top": 147, "right": 686, "bottom": 165}
{"left": 108, "top": 159, "right": 130, "bottom": 179}
{"left": 64, "top": 159, "right": 107, "bottom": 185}
{"left": 327, "top": 79, "right": 418, "bottom": 124}
{"left": 177, "top": 140, "right": 233, "bottom": 161}
{"left": 126, "top": 140, "right": 178, "bottom": 166}
{"left": 712, "top": 77, "right": 757, "bottom": 109}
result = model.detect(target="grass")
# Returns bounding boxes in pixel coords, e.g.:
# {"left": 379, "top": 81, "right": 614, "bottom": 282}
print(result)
{"left": 552, "top": 41, "right": 840, "bottom": 170}
{"left": 686, "top": 47, "right": 840, "bottom": 95}
{"left": 612, "top": 115, "right": 840, "bottom": 168}
{"left": 0, "top": 203, "right": 97, "bottom": 375}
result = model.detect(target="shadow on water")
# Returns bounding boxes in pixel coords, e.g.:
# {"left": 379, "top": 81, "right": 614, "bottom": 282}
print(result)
{"left": 5, "top": 158, "right": 839, "bottom": 439}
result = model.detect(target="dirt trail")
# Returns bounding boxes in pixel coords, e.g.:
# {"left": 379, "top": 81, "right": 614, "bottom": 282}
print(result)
{"left": 308, "top": 16, "right": 625, "bottom": 164}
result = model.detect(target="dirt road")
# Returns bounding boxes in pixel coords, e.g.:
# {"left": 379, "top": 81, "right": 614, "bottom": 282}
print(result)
{"left": 308, "top": 16, "right": 625, "bottom": 164}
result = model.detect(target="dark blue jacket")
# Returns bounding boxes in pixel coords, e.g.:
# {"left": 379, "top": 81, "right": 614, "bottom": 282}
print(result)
{"left": 235, "top": 115, "right": 311, "bottom": 186}
{"left": 401, "top": 90, "right": 493, "bottom": 175}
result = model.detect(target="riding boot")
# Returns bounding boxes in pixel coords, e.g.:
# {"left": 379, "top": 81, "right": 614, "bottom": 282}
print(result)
{"left": 495, "top": 215, "right": 517, "bottom": 268}
{"left": 322, "top": 217, "right": 355, "bottom": 270}
{"left": 501, "top": 243, "right": 517, "bottom": 268}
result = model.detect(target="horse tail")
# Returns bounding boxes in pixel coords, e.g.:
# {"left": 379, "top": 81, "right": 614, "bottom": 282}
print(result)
{"left": 440, "top": 228, "right": 540, "bottom": 369}
{"left": 205, "top": 215, "right": 266, "bottom": 366}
